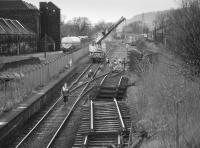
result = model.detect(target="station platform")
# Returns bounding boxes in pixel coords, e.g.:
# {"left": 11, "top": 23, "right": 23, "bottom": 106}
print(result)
{"left": 0, "top": 51, "right": 63, "bottom": 71}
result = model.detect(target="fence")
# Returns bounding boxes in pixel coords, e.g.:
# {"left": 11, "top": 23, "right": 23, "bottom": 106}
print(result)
{"left": 0, "top": 46, "right": 88, "bottom": 111}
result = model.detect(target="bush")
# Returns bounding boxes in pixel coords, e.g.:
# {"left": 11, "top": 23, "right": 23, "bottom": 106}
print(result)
{"left": 127, "top": 41, "right": 200, "bottom": 147}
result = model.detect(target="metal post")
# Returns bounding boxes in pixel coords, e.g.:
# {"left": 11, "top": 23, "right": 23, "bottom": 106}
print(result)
{"left": 128, "top": 122, "right": 133, "bottom": 148}
{"left": 4, "top": 79, "right": 6, "bottom": 101}
{"left": 118, "top": 134, "right": 121, "bottom": 148}
{"left": 47, "top": 63, "right": 50, "bottom": 80}
{"left": 90, "top": 100, "right": 94, "bottom": 131}
{"left": 17, "top": 35, "right": 20, "bottom": 55}
{"left": 44, "top": 34, "right": 47, "bottom": 58}
{"left": 175, "top": 99, "right": 183, "bottom": 148}
{"left": 176, "top": 102, "right": 179, "bottom": 148}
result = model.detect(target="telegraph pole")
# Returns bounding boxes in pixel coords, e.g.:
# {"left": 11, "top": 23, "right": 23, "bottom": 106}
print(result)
{"left": 44, "top": 33, "right": 47, "bottom": 58}
{"left": 176, "top": 102, "right": 179, "bottom": 148}
{"left": 175, "top": 99, "right": 183, "bottom": 148}
{"left": 142, "top": 13, "right": 144, "bottom": 34}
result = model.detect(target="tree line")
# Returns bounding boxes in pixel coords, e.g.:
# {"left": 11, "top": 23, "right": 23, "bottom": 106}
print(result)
{"left": 60, "top": 16, "right": 115, "bottom": 40}
{"left": 154, "top": 0, "right": 200, "bottom": 75}
{"left": 122, "top": 21, "right": 149, "bottom": 35}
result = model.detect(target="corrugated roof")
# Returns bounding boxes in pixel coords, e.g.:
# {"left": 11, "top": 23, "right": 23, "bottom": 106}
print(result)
{"left": 0, "top": 18, "right": 13, "bottom": 34}
{"left": 6, "top": 19, "right": 20, "bottom": 34}
{"left": 0, "top": 18, "right": 35, "bottom": 35}
{"left": 0, "top": 0, "right": 37, "bottom": 10}
{"left": 0, "top": 25, "right": 6, "bottom": 34}
{"left": 13, "top": 20, "right": 31, "bottom": 34}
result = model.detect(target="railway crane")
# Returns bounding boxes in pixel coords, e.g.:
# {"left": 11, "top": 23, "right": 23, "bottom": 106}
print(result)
{"left": 89, "top": 16, "right": 126, "bottom": 62}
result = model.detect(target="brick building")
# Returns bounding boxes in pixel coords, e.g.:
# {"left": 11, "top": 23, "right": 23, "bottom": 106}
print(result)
{"left": 40, "top": 2, "right": 60, "bottom": 51}
{"left": 0, "top": 0, "right": 61, "bottom": 53}
{"left": 0, "top": 0, "right": 40, "bottom": 41}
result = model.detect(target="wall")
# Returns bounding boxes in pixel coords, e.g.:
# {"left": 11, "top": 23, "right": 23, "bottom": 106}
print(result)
{"left": 0, "top": 46, "right": 89, "bottom": 145}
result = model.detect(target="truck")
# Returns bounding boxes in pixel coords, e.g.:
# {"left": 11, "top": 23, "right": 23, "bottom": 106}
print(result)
{"left": 89, "top": 16, "right": 126, "bottom": 62}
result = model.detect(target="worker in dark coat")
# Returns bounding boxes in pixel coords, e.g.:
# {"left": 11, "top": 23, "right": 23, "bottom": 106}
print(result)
{"left": 62, "top": 83, "right": 69, "bottom": 104}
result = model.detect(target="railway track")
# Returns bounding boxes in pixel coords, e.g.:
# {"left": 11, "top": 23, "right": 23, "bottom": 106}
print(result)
{"left": 46, "top": 73, "right": 109, "bottom": 148}
{"left": 5, "top": 61, "right": 108, "bottom": 148}
{"left": 1, "top": 41, "right": 132, "bottom": 148}
{"left": 2, "top": 41, "right": 115, "bottom": 148}
{"left": 72, "top": 74, "right": 131, "bottom": 148}
{"left": 95, "top": 72, "right": 128, "bottom": 102}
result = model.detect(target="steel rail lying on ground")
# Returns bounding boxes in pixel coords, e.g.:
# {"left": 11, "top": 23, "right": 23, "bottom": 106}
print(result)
{"left": 114, "top": 98, "right": 125, "bottom": 131}
{"left": 90, "top": 100, "right": 94, "bottom": 132}
{"left": 100, "top": 74, "right": 108, "bottom": 86}
{"left": 72, "top": 71, "right": 131, "bottom": 148}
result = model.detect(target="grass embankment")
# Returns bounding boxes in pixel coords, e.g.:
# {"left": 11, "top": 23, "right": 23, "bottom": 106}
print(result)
{"left": 127, "top": 40, "right": 200, "bottom": 148}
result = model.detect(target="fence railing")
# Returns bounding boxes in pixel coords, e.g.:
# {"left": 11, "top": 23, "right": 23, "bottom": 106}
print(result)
{"left": 0, "top": 45, "right": 88, "bottom": 111}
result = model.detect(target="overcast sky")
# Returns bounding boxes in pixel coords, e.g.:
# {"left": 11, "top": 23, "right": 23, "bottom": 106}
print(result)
{"left": 26, "top": 0, "right": 178, "bottom": 24}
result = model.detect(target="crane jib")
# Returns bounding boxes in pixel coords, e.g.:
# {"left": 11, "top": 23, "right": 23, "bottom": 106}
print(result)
{"left": 96, "top": 16, "right": 126, "bottom": 44}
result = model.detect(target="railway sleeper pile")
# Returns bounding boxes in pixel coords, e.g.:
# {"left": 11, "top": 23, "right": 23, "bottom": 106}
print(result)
{"left": 73, "top": 75, "right": 132, "bottom": 148}
{"left": 95, "top": 75, "right": 128, "bottom": 102}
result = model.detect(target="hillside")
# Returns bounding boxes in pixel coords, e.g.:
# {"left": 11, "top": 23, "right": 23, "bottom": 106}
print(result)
{"left": 118, "top": 10, "right": 169, "bottom": 31}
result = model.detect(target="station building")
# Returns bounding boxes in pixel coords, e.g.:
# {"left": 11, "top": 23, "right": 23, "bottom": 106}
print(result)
{"left": 0, "top": 0, "right": 61, "bottom": 55}
{"left": 0, "top": 17, "right": 36, "bottom": 55}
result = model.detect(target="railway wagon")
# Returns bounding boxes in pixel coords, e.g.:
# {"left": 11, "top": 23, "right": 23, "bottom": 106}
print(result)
{"left": 61, "top": 36, "right": 81, "bottom": 53}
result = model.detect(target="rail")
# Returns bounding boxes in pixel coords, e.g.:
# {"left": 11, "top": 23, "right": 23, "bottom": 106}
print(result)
{"left": 114, "top": 98, "right": 125, "bottom": 131}
{"left": 118, "top": 76, "right": 123, "bottom": 87}
{"left": 73, "top": 71, "right": 130, "bottom": 147}
{"left": 90, "top": 100, "right": 94, "bottom": 131}
{"left": 83, "top": 135, "right": 88, "bottom": 147}
{"left": 46, "top": 65, "right": 109, "bottom": 148}
{"left": 46, "top": 81, "right": 90, "bottom": 148}
{"left": 100, "top": 74, "right": 108, "bottom": 86}
{"left": 15, "top": 95, "right": 62, "bottom": 148}
{"left": 70, "top": 64, "right": 92, "bottom": 89}
{"left": 15, "top": 63, "right": 94, "bottom": 148}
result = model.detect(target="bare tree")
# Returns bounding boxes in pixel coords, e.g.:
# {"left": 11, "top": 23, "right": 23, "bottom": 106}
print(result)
{"left": 72, "top": 17, "right": 92, "bottom": 36}
{"left": 154, "top": 0, "right": 200, "bottom": 75}
{"left": 123, "top": 21, "right": 149, "bottom": 34}
{"left": 61, "top": 17, "right": 92, "bottom": 37}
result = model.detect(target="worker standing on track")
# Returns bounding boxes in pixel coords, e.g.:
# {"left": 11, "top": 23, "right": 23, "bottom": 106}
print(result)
{"left": 62, "top": 83, "right": 69, "bottom": 104}
{"left": 88, "top": 69, "right": 94, "bottom": 78}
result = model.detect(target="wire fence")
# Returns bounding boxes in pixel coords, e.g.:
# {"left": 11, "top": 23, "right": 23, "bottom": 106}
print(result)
{"left": 0, "top": 46, "right": 88, "bottom": 111}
